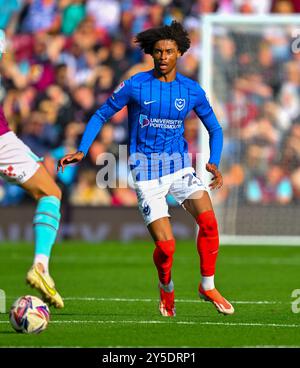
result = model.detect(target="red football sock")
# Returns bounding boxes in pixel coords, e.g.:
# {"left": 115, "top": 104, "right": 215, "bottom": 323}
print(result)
{"left": 153, "top": 239, "right": 175, "bottom": 285}
{"left": 196, "top": 210, "right": 219, "bottom": 277}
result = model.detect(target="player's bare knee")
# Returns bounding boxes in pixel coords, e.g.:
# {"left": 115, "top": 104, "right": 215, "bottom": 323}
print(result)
{"left": 33, "top": 185, "right": 62, "bottom": 201}
{"left": 51, "top": 185, "right": 62, "bottom": 200}
{"left": 46, "top": 185, "right": 62, "bottom": 201}
{"left": 154, "top": 231, "right": 174, "bottom": 242}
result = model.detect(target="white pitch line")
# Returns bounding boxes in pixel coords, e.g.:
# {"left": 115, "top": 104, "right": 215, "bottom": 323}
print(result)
{"left": 1, "top": 345, "right": 300, "bottom": 348}
{"left": 5, "top": 296, "right": 285, "bottom": 304}
{"left": 2, "top": 345, "right": 298, "bottom": 348}
{"left": 1, "top": 255, "right": 300, "bottom": 265}
{"left": 63, "top": 297, "right": 282, "bottom": 305}
{"left": 0, "top": 320, "right": 299, "bottom": 328}
{"left": 232, "top": 345, "right": 300, "bottom": 348}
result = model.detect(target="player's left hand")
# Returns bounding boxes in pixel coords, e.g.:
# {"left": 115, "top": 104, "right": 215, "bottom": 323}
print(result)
{"left": 206, "top": 163, "right": 223, "bottom": 190}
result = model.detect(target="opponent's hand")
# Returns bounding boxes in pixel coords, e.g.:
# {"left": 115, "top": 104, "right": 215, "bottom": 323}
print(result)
{"left": 57, "top": 151, "right": 85, "bottom": 173}
{"left": 206, "top": 163, "right": 223, "bottom": 190}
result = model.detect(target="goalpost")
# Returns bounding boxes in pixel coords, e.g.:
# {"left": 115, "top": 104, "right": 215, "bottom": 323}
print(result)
{"left": 199, "top": 15, "right": 300, "bottom": 245}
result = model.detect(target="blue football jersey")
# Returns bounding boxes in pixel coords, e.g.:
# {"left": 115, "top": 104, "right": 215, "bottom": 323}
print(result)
{"left": 78, "top": 69, "right": 223, "bottom": 180}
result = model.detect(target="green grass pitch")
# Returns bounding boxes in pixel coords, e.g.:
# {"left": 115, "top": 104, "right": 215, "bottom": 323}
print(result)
{"left": 0, "top": 241, "right": 300, "bottom": 347}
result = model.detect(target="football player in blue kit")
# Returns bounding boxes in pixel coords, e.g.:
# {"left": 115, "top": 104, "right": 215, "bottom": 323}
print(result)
{"left": 58, "top": 21, "right": 234, "bottom": 317}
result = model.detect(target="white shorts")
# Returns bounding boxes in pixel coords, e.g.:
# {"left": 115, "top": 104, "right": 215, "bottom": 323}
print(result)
{"left": 0, "top": 132, "right": 41, "bottom": 184}
{"left": 134, "top": 167, "right": 207, "bottom": 226}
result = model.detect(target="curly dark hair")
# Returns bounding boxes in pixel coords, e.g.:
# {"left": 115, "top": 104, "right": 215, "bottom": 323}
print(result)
{"left": 135, "top": 21, "right": 191, "bottom": 55}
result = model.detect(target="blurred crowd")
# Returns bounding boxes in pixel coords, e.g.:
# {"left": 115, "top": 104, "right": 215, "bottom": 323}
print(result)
{"left": 212, "top": 15, "right": 300, "bottom": 207}
{"left": 0, "top": 0, "right": 299, "bottom": 208}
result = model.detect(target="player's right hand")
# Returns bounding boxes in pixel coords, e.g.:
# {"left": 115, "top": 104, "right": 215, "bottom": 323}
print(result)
{"left": 57, "top": 151, "right": 85, "bottom": 173}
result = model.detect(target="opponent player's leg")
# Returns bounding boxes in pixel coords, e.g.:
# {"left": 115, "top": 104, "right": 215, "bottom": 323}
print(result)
{"left": 148, "top": 217, "right": 176, "bottom": 317}
{"left": 183, "top": 191, "right": 234, "bottom": 315}
{"left": 21, "top": 164, "right": 64, "bottom": 308}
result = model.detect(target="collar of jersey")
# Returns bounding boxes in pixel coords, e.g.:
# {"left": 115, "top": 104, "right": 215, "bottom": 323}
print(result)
{"left": 150, "top": 69, "right": 179, "bottom": 85}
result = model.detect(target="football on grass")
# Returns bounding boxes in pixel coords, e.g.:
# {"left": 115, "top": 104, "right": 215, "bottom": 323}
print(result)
{"left": 9, "top": 295, "right": 50, "bottom": 334}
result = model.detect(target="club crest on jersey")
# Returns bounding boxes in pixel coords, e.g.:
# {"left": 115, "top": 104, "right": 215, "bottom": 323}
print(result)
{"left": 174, "top": 98, "right": 185, "bottom": 111}
{"left": 113, "top": 81, "right": 125, "bottom": 94}
{"left": 139, "top": 114, "right": 150, "bottom": 128}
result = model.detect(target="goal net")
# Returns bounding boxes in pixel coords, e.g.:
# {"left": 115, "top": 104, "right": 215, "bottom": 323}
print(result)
{"left": 200, "top": 15, "right": 300, "bottom": 245}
